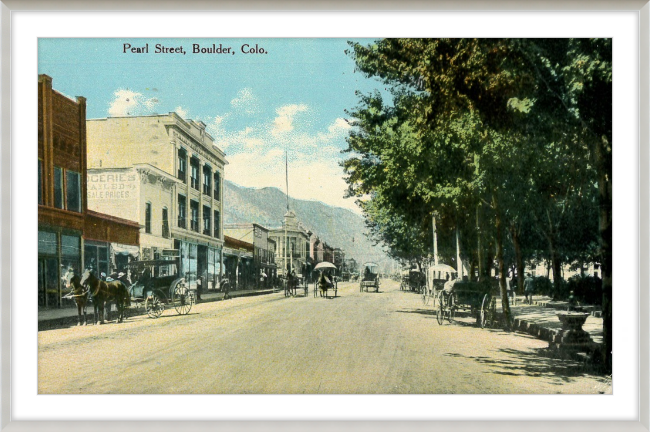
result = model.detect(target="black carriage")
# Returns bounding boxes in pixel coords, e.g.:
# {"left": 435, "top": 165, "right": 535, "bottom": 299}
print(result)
{"left": 126, "top": 259, "right": 195, "bottom": 318}
{"left": 436, "top": 279, "right": 497, "bottom": 328}
{"left": 400, "top": 269, "right": 425, "bottom": 293}
{"left": 360, "top": 262, "right": 380, "bottom": 293}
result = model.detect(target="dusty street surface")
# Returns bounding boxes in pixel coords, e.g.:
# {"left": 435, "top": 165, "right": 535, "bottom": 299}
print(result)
{"left": 38, "top": 280, "right": 610, "bottom": 394}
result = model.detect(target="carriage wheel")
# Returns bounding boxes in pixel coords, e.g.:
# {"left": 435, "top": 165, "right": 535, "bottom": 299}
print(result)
{"left": 480, "top": 294, "right": 492, "bottom": 328}
{"left": 172, "top": 283, "right": 194, "bottom": 315}
{"left": 436, "top": 292, "right": 445, "bottom": 325}
{"left": 145, "top": 294, "right": 164, "bottom": 319}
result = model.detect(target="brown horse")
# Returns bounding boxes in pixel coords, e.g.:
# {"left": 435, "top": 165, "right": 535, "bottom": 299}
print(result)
{"left": 62, "top": 266, "right": 88, "bottom": 326}
{"left": 80, "top": 268, "right": 131, "bottom": 324}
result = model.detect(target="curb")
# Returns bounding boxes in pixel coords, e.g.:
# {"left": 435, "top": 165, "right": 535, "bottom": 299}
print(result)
{"left": 38, "top": 288, "right": 277, "bottom": 331}
{"left": 502, "top": 311, "right": 604, "bottom": 366}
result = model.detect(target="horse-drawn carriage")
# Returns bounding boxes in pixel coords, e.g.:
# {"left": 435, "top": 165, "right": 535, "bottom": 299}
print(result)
{"left": 284, "top": 273, "right": 308, "bottom": 297}
{"left": 400, "top": 269, "right": 425, "bottom": 293}
{"left": 313, "top": 262, "right": 338, "bottom": 298}
{"left": 360, "top": 262, "right": 380, "bottom": 293}
{"left": 436, "top": 278, "right": 497, "bottom": 328}
{"left": 126, "top": 259, "right": 195, "bottom": 318}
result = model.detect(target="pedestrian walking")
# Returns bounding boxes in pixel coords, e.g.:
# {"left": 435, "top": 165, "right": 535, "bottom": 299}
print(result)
{"left": 524, "top": 273, "right": 534, "bottom": 305}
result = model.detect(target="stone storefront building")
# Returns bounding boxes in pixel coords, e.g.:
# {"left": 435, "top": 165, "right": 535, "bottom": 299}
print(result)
{"left": 86, "top": 113, "right": 227, "bottom": 290}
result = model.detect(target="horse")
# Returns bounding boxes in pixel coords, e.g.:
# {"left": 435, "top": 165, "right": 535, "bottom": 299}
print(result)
{"left": 318, "top": 271, "right": 333, "bottom": 297}
{"left": 79, "top": 268, "right": 131, "bottom": 324}
{"left": 62, "top": 266, "right": 89, "bottom": 326}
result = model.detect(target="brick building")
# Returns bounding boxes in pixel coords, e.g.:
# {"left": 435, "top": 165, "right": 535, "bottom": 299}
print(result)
{"left": 38, "top": 75, "right": 139, "bottom": 308}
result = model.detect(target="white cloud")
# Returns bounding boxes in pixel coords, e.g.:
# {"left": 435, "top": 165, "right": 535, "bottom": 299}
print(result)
{"left": 271, "top": 104, "right": 308, "bottom": 136}
{"left": 174, "top": 106, "right": 188, "bottom": 118}
{"left": 230, "top": 88, "right": 260, "bottom": 114}
{"left": 225, "top": 145, "right": 359, "bottom": 214}
{"left": 107, "top": 89, "right": 159, "bottom": 117}
{"left": 203, "top": 101, "right": 358, "bottom": 213}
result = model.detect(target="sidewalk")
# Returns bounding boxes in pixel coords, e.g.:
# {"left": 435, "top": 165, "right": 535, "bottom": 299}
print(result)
{"left": 38, "top": 287, "right": 276, "bottom": 331}
{"left": 495, "top": 295, "right": 604, "bottom": 366}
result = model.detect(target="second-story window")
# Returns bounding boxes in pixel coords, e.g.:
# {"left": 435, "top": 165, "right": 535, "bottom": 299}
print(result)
{"left": 203, "top": 166, "right": 211, "bottom": 196}
{"left": 214, "top": 171, "right": 221, "bottom": 200}
{"left": 178, "top": 194, "right": 187, "bottom": 229}
{"left": 145, "top": 202, "right": 152, "bottom": 234}
{"left": 177, "top": 148, "right": 187, "bottom": 182}
{"left": 190, "top": 158, "right": 200, "bottom": 190}
{"left": 162, "top": 207, "right": 170, "bottom": 238}
{"left": 190, "top": 200, "right": 199, "bottom": 232}
{"left": 202, "top": 205, "right": 211, "bottom": 235}
{"left": 66, "top": 171, "right": 81, "bottom": 213}
{"left": 54, "top": 167, "right": 63, "bottom": 209}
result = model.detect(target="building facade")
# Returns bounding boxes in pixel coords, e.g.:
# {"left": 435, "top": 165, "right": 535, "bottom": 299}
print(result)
{"left": 268, "top": 211, "right": 310, "bottom": 278}
{"left": 38, "top": 75, "right": 139, "bottom": 308}
{"left": 86, "top": 113, "right": 227, "bottom": 290}
{"left": 224, "top": 223, "right": 277, "bottom": 288}
{"left": 223, "top": 235, "right": 254, "bottom": 290}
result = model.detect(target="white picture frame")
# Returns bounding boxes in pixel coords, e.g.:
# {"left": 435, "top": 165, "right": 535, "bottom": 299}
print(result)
{"left": 3, "top": 1, "right": 648, "bottom": 430}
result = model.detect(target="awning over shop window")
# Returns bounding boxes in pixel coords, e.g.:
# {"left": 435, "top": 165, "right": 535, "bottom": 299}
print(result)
{"left": 111, "top": 243, "right": 140, "bottom": 258}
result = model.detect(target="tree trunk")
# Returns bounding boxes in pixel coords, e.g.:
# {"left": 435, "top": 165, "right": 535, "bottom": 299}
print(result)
{"left": 547, "top": 238, "right": 563, "bottom": 300}
{"left": 512, "top": 225, "right": 525, "bottom": 295}
{"left": 494, "top": 194, "right": 512, "bottom": 330}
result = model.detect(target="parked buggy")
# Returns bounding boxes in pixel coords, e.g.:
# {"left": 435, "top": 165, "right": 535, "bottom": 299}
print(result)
{"left": 126, "top": 259, "right": 196, "bottom": 319}
{"left": 436, "top": 278, "right": 497, "bottom": 328}
{"left": 284, "top": 273, "right": 308, "bottom": 297}
{"left": 400, "top": 269, "right": 425, "bottom": 293}
{"left": 360, "top": 262, "right": 380, "bottom": 293}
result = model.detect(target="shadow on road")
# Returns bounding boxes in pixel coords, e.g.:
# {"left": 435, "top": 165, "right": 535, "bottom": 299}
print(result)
{"left": 444, "top": 347, "right": 610, "bottom": 382}
{"left": 396, "top": 308, "right": 437, "bottom": 317}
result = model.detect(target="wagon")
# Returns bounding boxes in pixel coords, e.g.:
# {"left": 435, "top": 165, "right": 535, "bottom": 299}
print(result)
{"left": 423, "top": 264, "right": 458, "bottom": 306}
{"left": 436, "top": 279, "right": 496, "bottom": 328}
{"left": 126, "top": 259, "right": 195, "bottom": 318}
{"left": 360, "top": 262, "right": 380, "bottom": 293}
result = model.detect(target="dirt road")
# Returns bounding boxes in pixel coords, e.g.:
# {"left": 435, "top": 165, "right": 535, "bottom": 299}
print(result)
{"left": 38, "top": 280, "right": 610, "bottom": 394}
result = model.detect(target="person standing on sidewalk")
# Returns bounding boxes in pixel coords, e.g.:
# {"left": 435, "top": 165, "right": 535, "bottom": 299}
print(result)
{"left": 524, "top": 273, "right": 534, "bottom": 304}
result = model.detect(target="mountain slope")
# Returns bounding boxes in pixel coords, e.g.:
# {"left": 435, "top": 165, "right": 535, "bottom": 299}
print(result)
{"left": 223, "top": 180, "right": 388, "bottom": 268}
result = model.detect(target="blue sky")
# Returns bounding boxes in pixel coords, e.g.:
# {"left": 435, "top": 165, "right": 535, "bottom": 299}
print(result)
{"left": 38, "top": 38, "right": 386, "bottom": 213}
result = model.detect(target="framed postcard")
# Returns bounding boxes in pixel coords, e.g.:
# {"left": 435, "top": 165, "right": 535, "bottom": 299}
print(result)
{"left": 3, "top": 1, "right": 649, "bottom": 431}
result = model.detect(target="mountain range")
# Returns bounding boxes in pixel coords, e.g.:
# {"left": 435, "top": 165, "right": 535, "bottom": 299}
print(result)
{"left": 223, "top": 180, "right": 390, "bottom": 269}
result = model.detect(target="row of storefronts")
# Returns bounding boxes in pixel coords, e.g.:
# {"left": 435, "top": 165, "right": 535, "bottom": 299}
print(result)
{"left": 38, "top": 74, "right": 346, "bottom": 308}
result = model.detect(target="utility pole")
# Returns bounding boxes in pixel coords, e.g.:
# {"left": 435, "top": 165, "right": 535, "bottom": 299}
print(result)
{"left": 456, "top": 226, "right": 463, "bottom": 279}
{"left": 432, "top": 214, "right": 439, "bottom": 266}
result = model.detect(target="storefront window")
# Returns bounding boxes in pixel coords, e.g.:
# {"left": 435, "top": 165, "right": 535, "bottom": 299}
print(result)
{"left": 66, "top": 170, "right": 81, "bottom": 212}
{"left": 38, "top": 230, "right": 57, "bottom": 255}
{"left": 84, "top": 241, "right": 109, "bottom": 276}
